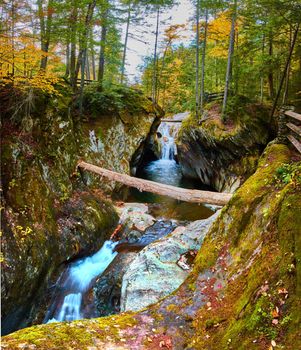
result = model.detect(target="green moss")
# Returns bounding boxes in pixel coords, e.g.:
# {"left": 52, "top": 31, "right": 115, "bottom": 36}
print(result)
{"left": 2, "top": 314, "right": 139, "bottom": 350}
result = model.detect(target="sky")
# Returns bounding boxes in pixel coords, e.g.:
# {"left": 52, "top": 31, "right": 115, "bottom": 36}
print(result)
{"left": 122, "top": 0, "right": 195, "bottom": 82}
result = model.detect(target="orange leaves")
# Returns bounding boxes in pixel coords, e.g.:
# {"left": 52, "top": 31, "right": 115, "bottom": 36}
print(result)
{"left": 271, "top": 306, "right": 279, "bottom": 318}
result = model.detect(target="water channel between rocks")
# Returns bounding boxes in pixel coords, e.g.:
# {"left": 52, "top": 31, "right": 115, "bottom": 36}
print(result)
{"left": 43, "top": 118, "right": 215, "bottom": 325}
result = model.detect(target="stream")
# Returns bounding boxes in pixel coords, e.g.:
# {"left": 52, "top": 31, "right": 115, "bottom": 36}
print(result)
{"left": 43, "top": 119, "right": 214, "bottom": 325}
{"left": 129, "top": 120, "right": 214, "bottom": 221}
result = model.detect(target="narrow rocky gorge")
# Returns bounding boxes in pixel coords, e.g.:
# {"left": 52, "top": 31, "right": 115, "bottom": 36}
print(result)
{"left": 1, "top": 85, "right": 300, "bottom": 350}
{"left": 3, "top": 143, "right": 300, "bottom": 350}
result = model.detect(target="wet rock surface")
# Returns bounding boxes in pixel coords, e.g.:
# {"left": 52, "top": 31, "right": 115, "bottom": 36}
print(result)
{"left": 93, "top": 203, "right": 179, "bottom": 318}
{"left": 120, "top": 210, "right": 220, "bottom": 312}
{"left": 177, "top": 103, "right": 274, "bottom": 192}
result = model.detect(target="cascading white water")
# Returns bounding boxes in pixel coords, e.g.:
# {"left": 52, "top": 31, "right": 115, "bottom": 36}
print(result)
{"left": 56, "top": 293, "right": 82, "bottom": 322}
{"left": 46, "top": 240, "right": 118, "bottom": 323}
{"left": 159, "top": 123, "right": 176, "bottom": 160}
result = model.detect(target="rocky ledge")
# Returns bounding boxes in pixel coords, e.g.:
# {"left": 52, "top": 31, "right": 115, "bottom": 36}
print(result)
{"left": 177, "top": 101, "right": 275, "bottom": 192}
{"left": 1, "top": 86, "right": 162, "bottom": 334}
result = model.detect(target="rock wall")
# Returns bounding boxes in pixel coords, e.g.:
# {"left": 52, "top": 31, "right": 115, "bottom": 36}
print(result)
{"left": 3, "top": 143, "right": 300, "bottom": 350}
{"left": 177, "top": 102, "right": 275, "bottom": 192}
{"left": 1, "top": 87, "right": 161, "bottom": 334}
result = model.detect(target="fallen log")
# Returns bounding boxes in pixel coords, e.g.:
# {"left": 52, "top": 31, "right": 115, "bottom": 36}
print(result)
{"left": 77, "top": 161, "right": 232, "bottom": 206}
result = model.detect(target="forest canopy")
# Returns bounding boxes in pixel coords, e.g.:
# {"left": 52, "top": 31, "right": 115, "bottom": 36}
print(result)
{"left": 0, "top": 0, "right": 300, "bottom": 115}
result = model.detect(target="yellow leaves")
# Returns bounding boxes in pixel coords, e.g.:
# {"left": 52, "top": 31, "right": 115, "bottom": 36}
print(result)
{"left": 14, "top": 225, "right": 33, "bottom": 243}
{"left": 0, "top": 34, "right": 62, "bottom": 95}
{"left": 208, "top": 11, "right": 232, "bottom": 43}
{"left": 206, "top": 11, "right": 242, "bottom": 59}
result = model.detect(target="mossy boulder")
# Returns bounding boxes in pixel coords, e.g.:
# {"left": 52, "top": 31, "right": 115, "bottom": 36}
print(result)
{"left": 3, "top": 143, "right": 300, "bottom": 349}
{"left": 1, "top": 85, "right": 162, "bottom": 334}
{"left": 177, "top": 101, "right": 275, "bottom": 192}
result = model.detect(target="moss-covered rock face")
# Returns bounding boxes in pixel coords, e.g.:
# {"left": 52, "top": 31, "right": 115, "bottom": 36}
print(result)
{"left": 1, "top": 86, "right": 162, "bottom": 334}
{"left": 177, "top": 102, "right": 275, "bottom": 192}
{"left": 3, "top": 143, "right": 300, "bottom": 350}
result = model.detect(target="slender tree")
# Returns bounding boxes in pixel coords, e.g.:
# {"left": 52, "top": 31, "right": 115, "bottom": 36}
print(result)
{"left": 37, "top": 0, "right": 54, "bottom": 70}
{"left": 98, "top": 6, "right": 109, "bottom": 88}
{"left": 195, "top": 0, "right": 200, "bottom": 118}
{"left": 120, "top": 1, "right": 131, "bottom": 83}
{"left": 200, "top": 8, "right": 208, "bottom": 114}
{"left": 222, "top": 0, "right": 237, "bottom": 117}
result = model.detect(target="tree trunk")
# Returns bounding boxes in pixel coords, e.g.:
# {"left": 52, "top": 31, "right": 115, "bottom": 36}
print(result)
{"left": 121, "top": 2, "right": 131, "bottom": 84}
{"left": 222, "top": 0, "right": 237, "bottom": 117}
{"left": 152, "top": 5, "right": 160, "bottom": 103}
{"left": 77, "top": 161, "right": 232, "bottom": 206}
{"left": 200, "top": 8, "right": 208, "bottom": 114}
{"left": 38, "top": 0, "right": 54, "bottom": 70}
{"left": 78, "top": 0, "right": 97, "bottom": 112}
{"left": 268, "top": 32, "right": 274, "bottom": 99}
{"left": 70, "top": 1, "right": 78, "bottom": 90}
{"left": 156, "top": 38, "right": 173, "bottom": 104}
{"left": 65, "top": 39, "right": 70, "bottom": 78}
{"left": 260, "top": 28, "right": 265, "bottom": 102}
{"left": 91, "top": 49, "right": 96, "bottom": 80}
{"left": 270, "top": 23, "right": 299, "bottom": 119}
{"left": 195, "top": 0, "right": 200, "bottom": 119}
{"left": 98, "top": 7, "right": 109, "bottom": 88}
{"left": 10, "top": 0, "right": 16, "bottom": 76}
{"left": 282, "top": 25, "right": 293, "bottom": 105}
{"left": 76, "top": 0, "right": 96, "bottom": 83}
{"left": 86, "top": 52, "right": 90, "bottom": 80}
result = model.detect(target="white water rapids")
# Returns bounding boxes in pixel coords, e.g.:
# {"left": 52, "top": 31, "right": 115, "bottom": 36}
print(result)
{"left": 46, "top": 240, "right": 118, "bottom": 323}
{"left": 159, "top": 122, "right": 177, "bottom": 160}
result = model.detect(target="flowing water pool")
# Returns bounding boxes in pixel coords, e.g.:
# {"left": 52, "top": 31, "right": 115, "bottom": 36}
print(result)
{"left": 128, "top": 120, "right": 214, "bottom": 221}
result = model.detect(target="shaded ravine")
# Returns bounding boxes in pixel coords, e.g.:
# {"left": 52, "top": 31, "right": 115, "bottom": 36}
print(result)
{"left": 3, "top": 144, "right": 299, "bottom": 350}
{"left": 128, "top": 119, "right": 214, "bottom": 221}
{"left": 40, "top": 119, "right": 214, "bottom": 327}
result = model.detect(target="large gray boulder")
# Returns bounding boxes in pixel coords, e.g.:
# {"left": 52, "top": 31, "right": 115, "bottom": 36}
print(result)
{"left": 120, "top": 211, "right": 220, "bottom": 312}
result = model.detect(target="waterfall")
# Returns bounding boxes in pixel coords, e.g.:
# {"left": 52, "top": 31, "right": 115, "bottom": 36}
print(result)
{"left": 159, "top": 123, "right": 176, "bottom": 160}
{"left": 45, "top": 240, "right": 118, "bottom": 323}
